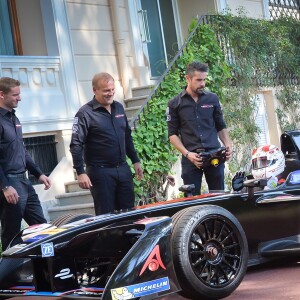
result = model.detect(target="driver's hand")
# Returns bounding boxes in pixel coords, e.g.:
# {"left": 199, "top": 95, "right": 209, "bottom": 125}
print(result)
{"left": 232, "top": 171, "right": 246, "bottom": 191}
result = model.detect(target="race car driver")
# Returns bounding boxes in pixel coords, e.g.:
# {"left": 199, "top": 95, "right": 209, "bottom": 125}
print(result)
{"left": 232, "top": 144, "right": 286, "bottom": 191}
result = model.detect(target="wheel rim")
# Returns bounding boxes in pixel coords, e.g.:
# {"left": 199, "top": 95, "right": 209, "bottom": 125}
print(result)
{"left": 189, "top": 215, "right": 242, "bottom": 287}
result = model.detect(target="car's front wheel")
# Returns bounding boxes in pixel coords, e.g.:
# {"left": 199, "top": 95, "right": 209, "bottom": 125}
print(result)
{"left": 172, "top": 205, "right": 248, "bottom": 300}
{"left": 51, "top": 213, "right": 94, "bottom": 227}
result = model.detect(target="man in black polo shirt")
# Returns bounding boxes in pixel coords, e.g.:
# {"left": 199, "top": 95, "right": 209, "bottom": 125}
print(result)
{"left": 70, "top": 72, "right": 143, "bottom": 215}
{"left": 166, "top": 61, "right": 232, "bottom": 195}
{"left": 0, "top": 77, "right": 51, "bottom": 250}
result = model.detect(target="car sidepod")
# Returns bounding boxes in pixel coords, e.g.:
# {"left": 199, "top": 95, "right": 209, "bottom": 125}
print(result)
{"left": 0, "top": 216, "right": 180, "bottom": 299}
{"left": 103, "top": 217, "right": 180, "bottom": 300}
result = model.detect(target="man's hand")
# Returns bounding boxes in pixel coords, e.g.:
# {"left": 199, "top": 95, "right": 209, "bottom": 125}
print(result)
{"left": 232, "top": 171, "right": 245, "bottom": 191}
{"left": 225, "top": 146, "right": 233, "bottom": 161}
{"left": 187, "top": 152, "right": 203, "bottom": 169}
{"left": 3, "top": 186, "right": 19, "bottom": 204}
{"left": 77, "top": 173, "right": 93, "bottom": 189}
{"left": 133, "top": 162, "right": 143, "bottom": 181}
{"left": 39, "top": 174, "right": 51, "bottom": 190}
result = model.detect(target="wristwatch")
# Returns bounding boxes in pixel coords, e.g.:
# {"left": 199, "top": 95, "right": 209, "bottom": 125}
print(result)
{"left": 2, "top": 186, "right": 10, "bottom": 192}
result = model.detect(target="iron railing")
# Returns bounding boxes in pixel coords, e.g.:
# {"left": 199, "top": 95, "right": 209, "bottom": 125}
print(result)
{"left": 24, "top": 135, "right": 58, "bottom": 184}
{"left": 269, "top": 0, "right": 300, "bottom": 20}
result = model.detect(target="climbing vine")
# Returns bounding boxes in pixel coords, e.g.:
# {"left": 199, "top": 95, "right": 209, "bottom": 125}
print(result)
{"left": 276, "top": 85, "right": 300, "bottom": 131}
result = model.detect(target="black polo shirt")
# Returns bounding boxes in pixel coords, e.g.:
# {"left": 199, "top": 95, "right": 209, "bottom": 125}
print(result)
{"left": 0, "top": 108, "right": 43, "bottom": 189}
{"left": 70, "top": 98, "right": 139, "bottom": 175}
{"left": 166, "top": 89, "right": 227, "bottom": 151}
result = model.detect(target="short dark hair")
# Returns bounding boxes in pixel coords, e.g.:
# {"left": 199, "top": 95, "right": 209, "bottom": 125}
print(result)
{"left": 186, "top": 61, "right": 208, "bottom": 77}
{"left": 0, "top": 77, "right": 20, "bottom": 94}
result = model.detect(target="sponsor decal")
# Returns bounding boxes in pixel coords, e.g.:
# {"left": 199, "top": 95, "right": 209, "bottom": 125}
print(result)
{"left": 73, "top": 117, "right": 78, "bottom": 125}
{"left": 54, "top": 268, "right": 74, "bottom": 280}
{"left": 22, "top": 228, "right": 66, "bottom": 243}
{"left": 289, "top": 171, "right": 300, "bottom": 184}
{"left": 166, "top": 107, "right": 171, "bottom": 121}
{"left": 0, "top": 289, "right": 26, "bottom": 294}
{"left": 111, "top": 277, "right": 170, "bottom": 299}
{"left": 139, "top": 245, "right": 166, "bottom": 276}
{"left": 115, "top": 114, "right": 124, "bottom": 118}
{"left": 134, "top": 217, "right": 163, "bottom": 225}
{"left": 13, "top": 243, "right": 28, "bottom": 249}
{"left": 41, "top": 242, "right": 54, "bottom": 257}
{"left": 40, "top": 228, "right": 66, "bottom": 235}
{"left": 23, "top": 223, "right": 53, "bottom": 235}
{"left": 72, "top": 125, "right": 78, "bottom": 133}
{"left": 26, "top": 234, "right": 50, "bottom": 243}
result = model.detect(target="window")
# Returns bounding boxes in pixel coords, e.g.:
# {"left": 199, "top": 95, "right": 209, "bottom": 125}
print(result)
{"left": 24, "top": 135, "right": 58, "bottom": 185}
{"left": 0, "top": 0, "right": 22, "bottom": 55}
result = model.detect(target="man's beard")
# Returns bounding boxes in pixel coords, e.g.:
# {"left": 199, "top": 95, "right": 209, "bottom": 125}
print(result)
{"left": 194, "top": 88, "right": 204, "bottom": 95}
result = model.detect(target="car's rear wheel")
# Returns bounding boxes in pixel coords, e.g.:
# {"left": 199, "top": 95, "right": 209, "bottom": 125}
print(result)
{"left": 51, "top": 213, "right": 94, "bottom": 227}
{"left": 172, "top": 205, "right": 248, "bottom": 300}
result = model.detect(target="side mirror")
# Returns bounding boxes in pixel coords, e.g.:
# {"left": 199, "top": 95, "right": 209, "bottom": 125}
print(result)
{"left": 243, "top": 179, "right": 268, "bottom": 188}
{"left": 244, "top": 179, "right": 268, "bottom": 199}
{"left": 179, "top": 184, "right": 195, "bottom": 197}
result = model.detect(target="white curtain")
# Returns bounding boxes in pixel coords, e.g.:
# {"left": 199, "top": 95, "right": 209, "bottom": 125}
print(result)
{"left": 254, "top": 94, "right": 270, "bottom": 146}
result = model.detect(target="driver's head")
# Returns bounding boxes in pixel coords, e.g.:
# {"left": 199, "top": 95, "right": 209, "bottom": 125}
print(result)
{"left": 251, "top": 144, "right": 285, "bottom": 179}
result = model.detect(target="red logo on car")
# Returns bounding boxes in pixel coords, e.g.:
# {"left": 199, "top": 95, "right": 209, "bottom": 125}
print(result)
{"left": 139, "top": 245, "right": 166, "bottom": 276}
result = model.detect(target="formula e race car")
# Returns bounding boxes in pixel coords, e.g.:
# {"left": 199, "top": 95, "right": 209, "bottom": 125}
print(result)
{"left": 0, "top": 129, "right": 300, "bottom": 300}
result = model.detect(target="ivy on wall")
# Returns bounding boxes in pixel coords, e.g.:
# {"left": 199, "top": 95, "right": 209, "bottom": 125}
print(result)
{"left": 210, "top": 12, "right": 300, "bottom": 177}
{"left": 131, "top": 13, "right": 300, "bottom": 201}
{"left": 276, "top": 85, "right": 300, "bottom": 131}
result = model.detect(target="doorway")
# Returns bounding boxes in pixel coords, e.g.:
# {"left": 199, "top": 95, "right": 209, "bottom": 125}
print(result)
{"left": 137, "top": 0, "right": 179, "bottom": 78}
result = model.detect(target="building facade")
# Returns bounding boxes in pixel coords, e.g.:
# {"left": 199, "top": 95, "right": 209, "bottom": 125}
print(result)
{"left": 0, "top": 0, "right": 298, "bottom": 206}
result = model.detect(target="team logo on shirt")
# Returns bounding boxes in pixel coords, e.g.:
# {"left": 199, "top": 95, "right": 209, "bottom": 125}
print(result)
{"left": 115, "top": 114, "right": 125, "bottom": 118}
{"left": 166, "top": 107, "right": 171, "bottom": 121}
{"left": 201, "top": 105, "right": 213, "bottom": 108}
{"left": 72, "top": 117, "right": 79, "bottom": 133}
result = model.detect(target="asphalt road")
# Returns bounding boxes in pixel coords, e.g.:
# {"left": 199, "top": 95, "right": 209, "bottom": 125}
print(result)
{"left": 159, "top": 258, "right": 300, "bottom": 300}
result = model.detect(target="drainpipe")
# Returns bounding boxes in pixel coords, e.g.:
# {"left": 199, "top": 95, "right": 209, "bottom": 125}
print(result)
{"left": 110, "top": 0, "right": 131, "bottom": 99}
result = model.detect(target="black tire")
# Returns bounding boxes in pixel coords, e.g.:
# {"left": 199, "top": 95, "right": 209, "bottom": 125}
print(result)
{"left": 51, "top": 213, "right": 94, "bottom": 227}
{"left": 171, "top": 205, "right": 248, "bottom": 300}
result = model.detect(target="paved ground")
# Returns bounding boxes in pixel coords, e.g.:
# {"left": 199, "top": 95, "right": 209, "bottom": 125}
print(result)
{"left": 6, "top": 258, "right": 300, "bottom": 300}
{"left": 159, "top": 258, "right": 300, "bottom": 300}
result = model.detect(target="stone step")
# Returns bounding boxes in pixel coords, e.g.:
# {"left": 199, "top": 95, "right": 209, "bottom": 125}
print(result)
{"left": 55, "top": 190, "right": 93, "bottom": 206}
{"left": 65, "top": 180, "right": 81, "bottom": 193}
{"left": 132, "top": 85, "right": 153, "bottom": 97}
{"left": 48, "top": 203, "right": 95, "bottom": 222}
{"left": 124, "top": 106, "right": 141, "bottom": 119}
{"left": 124, "top": 95, "right": 148, "bottom": 108}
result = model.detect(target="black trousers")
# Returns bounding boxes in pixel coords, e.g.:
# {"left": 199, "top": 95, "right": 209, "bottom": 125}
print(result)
{"left": 87, "top": 163, "right": 135, "bottom": 215}
{"left": 0, "top": 176, "right": 46, "bottom": 251}
{"left": 181, "top": 156, "right": 225, "bottom": 195}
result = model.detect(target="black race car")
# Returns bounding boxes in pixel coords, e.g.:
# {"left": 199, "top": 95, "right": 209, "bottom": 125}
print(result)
{"left": 0, "top": 130, "right": 300, "bottom": 300}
